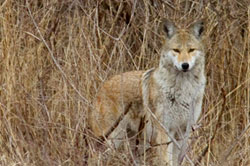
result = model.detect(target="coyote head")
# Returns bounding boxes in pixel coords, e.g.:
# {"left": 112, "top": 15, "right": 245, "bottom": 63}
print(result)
{"left": 160, "top": 19, "right": 205, "bottom": 72}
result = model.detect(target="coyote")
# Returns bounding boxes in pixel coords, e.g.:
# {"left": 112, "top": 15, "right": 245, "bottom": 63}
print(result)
{"left": 89, "top": 19, "right": 206, "bottom": 166}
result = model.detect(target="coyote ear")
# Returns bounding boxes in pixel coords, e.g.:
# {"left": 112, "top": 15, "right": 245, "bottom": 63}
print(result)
{"left": 190, "top": 20, "right": 204, "bottom": 39}
{"left": 163, "top": 19, "right": 176, "bottom": 39}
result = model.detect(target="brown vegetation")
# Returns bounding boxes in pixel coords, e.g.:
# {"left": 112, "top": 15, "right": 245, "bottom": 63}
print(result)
{"left": 0, "top": 0, "right": 249, "bottom": 165}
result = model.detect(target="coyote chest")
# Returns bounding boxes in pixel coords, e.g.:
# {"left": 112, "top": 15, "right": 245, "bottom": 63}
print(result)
{"left": 150, "top": 69, "right": 204, "bottom": 132}
{"left": 160, "top": 76, "right": 201, "bottom": 129}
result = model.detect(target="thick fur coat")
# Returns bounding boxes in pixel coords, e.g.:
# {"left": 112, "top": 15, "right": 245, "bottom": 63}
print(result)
{"left": 89, "top": 20, "right": 206, "bottom": 166}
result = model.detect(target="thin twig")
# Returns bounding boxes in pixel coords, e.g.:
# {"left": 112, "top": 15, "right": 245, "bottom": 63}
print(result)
{"left": 222, "top": 123, "right": 250, "bottom": 163}
{"left": 195, "top": 87, "right": 226, "bottom": 166}
{"left": 26, "top": 2, "right": 90, "bottom": 106}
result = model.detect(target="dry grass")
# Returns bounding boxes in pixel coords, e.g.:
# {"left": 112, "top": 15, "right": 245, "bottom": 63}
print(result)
{"left": 0, "top": 0, "right": 249, "bottom": 165}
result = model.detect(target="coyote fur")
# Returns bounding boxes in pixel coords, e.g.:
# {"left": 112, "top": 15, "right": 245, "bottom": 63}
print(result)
{"left": 89, "top": 19, "right": 206, "bottom": 166}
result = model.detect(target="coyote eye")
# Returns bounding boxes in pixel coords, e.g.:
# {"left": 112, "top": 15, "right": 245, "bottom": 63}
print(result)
{"left": 173, "top": 49, "right": 180, "bottom": 53}
{"left": 188, "top": 48, "right": 195, "bottom": 53}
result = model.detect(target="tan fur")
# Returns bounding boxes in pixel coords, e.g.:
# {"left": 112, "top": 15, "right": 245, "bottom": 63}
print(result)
{"left": 89, "top": 20, "right": 206, "bottom": 166}
{"left": 89, "top": 71, "right": 144, "bottom": 137}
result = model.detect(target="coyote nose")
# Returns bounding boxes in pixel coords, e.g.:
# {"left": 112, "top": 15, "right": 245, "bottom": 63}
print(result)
{"left": 181, "top": 63, "right": 189, "bottom": 71}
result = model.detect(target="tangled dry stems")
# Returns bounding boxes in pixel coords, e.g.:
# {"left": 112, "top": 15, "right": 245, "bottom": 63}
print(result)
{"left": 0, "top": 0, "right": 249, "bottom": 165}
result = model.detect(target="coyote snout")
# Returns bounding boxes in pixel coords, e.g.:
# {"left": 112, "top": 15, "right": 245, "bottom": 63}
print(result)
{"left": 89, "top": 19, "right": 206, "bottom": 166}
